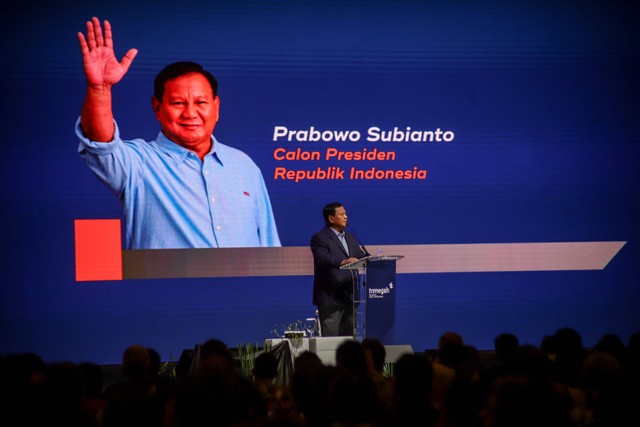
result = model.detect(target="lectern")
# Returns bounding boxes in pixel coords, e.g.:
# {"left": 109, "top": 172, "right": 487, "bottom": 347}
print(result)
{"left": 340, "top": 254, "right": 403, "bottom": 344}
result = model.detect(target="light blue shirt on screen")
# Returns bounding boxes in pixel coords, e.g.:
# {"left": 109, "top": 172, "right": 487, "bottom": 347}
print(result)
{"left": 76, "top": 119, "right": 281, "bottom": 249}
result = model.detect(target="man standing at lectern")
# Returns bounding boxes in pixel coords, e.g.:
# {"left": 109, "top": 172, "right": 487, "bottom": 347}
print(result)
{"left": 310, "top": 202, "right": 369, "bottom": 337}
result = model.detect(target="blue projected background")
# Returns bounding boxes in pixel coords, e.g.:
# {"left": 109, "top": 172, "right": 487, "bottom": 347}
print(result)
{"left": 1, "top": 0, "right": 639, "bottom": 364}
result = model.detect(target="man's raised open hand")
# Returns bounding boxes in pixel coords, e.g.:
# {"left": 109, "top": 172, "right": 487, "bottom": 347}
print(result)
{"left": 78, "top": 17, "right": 138, "bottom": 88}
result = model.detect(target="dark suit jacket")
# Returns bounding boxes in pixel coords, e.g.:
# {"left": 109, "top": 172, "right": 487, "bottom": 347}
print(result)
{"left": 310, "top": 226, "right": 368, "bottom": 307}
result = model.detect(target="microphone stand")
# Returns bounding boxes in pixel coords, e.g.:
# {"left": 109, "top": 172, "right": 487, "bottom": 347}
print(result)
{"left": 347, "top": 224, "right": 369, "bottom": 340}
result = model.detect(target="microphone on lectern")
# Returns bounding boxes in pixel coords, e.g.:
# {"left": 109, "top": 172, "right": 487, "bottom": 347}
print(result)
{"left": 347, "top": 224, "right": 371, "bottom": 257}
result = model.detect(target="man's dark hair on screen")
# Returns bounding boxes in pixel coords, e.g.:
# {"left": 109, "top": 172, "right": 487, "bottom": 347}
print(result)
{"left": 153, "top": 61, "right": 218, "bottom": 101}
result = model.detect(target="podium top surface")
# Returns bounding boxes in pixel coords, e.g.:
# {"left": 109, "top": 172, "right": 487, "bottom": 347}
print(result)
{"left": 340, "top": 255, "right": 404, "bottom": 270}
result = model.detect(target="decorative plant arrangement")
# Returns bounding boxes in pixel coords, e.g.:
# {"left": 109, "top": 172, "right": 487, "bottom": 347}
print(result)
{"left": 237, "top": 342, "right": 260, "bottom": 379}
{"left": 158, "top": 353, "right": 177, "bottom": 379}
{"left": 272, "top": 314, "right": 320, "bottom": 341}
{"left": 270, "top": 320, "right": 304, "bottom": 353}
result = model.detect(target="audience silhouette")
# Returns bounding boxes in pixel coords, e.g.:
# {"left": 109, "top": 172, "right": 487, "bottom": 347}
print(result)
{"left": 1, "top": 328, "right": 638, "bottom": 427}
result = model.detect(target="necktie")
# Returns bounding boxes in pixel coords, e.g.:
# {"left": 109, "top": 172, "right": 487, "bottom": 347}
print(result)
{"left": 338, "top": 233, "right": 349, "bottom": 255}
